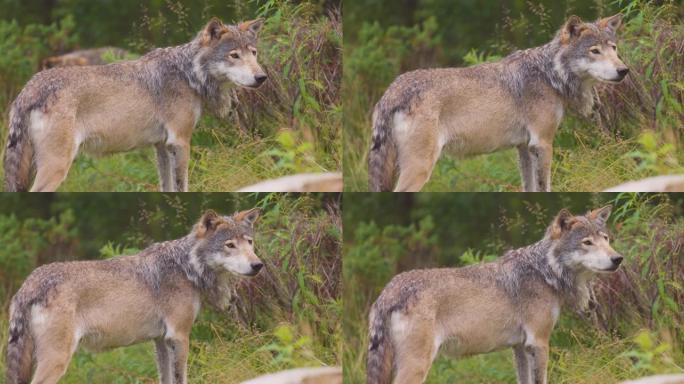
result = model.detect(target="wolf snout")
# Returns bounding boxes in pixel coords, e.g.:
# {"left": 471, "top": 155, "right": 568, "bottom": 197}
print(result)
{"left": 254, "top": 74, "right": 268, "bottom": 85}
{"left": 616, "top": 67, "right": 629, "bottom": 80}
{"left": 250, "top": 261, "right": 264, "bottom": 272}
{"left": 611, "top": 254, "right": 624, "bottom": 267}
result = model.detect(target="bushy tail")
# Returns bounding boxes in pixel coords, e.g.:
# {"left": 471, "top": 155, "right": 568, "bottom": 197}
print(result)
{"left": 6, "top": 299, "right": 34, "bottom": 384}
{"left": 4, "top": 105, "right": 33, "bottom": 192}
{"left": 368, "top": 108, "right": 397, "bottom": 192}
{"left": 366, "top": 304, "right": 393, "bottom": 384}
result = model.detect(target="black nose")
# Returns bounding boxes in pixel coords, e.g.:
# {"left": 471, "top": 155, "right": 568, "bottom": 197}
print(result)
{"left": 617, "top": 68, "right": 629, "bottom": 79}
{"left": 250, "top": 262, "right": 264, "bottom": 272}
{"left": 611, "top": 255, "right": 624, "bottom": 266}
{"left": 254, "top": 74, "right": 267, "bottom": 85}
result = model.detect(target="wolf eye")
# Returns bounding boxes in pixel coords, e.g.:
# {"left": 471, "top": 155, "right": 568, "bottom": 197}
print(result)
{"left": 248, "top": 239, "right": 253, "bottom": 245}
{"left": 582, "top": 239, "right": 594, "bottom": 246}
{"left": 590, "top": 48, "right": 601, "bottom": 54}
{"left": 251, "top": 50, "right": 257, "bottom": 56}
{"left": 229, "top": 52, "right": 240, "bottom": 59}
{"left": 226, "top": 242, "right": 236, "bottom": 249}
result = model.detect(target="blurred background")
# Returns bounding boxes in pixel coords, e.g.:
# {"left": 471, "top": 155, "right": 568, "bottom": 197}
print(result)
{"left": 343, "top": 0, "right": 684, "bottom": 191}
{"left": 0, "top": 193, "right": 341, "bottom": 383}
{"left": 343, "top": 192, "right": 684, "bottom": 383}
{"left": 0, "top": 0, "right": 341, "bottom": 191}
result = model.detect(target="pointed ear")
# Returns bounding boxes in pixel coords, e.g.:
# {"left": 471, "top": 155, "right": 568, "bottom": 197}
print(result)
{"left": 560, "top": 15, "right": 584, "bottom": 43}
{"left": 234, "top": 208, "right": 261, "bottom": 227}
{"left": 588, "top": 205, "right": 612, "bottom": 227}
{"left": 201, "top": 17, "right": 228, "bottom": 44}
{"left": 550, "top": 209, "right": 575, "bottom": 238}
{"left": 195, "top": 209, "right": 222, "bottom": 237}
{"left": 238, "top": 18, "right": 264, "bottom": 36}
{"left": 598, "top": 14, "right": 622, "bottom": 34}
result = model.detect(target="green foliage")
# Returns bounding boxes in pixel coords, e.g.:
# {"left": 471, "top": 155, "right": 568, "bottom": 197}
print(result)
{"left": 0, "top": 209, "right": 78, "bottom": 300}
{"left": 0, "top": 15, "right": 78, "bottom": 107}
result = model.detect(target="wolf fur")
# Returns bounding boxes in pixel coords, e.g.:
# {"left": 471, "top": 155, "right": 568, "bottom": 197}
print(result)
{"left": 6, "top": 208, "right": 263, "bottom": 384}
{"left": 368, "top": 15, "right": 629, "bottom": 192}
{"left": 367, "top": 206, "right": 623, "bottom": 384}
{"left": 4, "top": 18, "right": 267, "bottom": 192}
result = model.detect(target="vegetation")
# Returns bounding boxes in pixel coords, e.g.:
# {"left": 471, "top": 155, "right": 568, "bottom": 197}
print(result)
{"left": 0, "top": 0, "right": 341, "bottom": 191}
{"left": 343, "top": 193, "right": 684, "bottom": 383}
{"left": 0, "top": 193, "right": 341, "bottom": 383}
{"left": 343, "top": 0, "right": 684, "bottom": 191}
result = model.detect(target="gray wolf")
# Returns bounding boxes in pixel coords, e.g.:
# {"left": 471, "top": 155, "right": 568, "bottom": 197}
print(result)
{"left": 41, "top": 47, "right": 131, "bottom": 69}
{"left": 367, "top": 205, "right": 623, "bottom": 384}
{"left": 4, "top": 18, "right": 267, "bottom": 192}
{"left": 6, "top": 208, "right": 262, "bottom": 384}
{"left": 368, "top": 14, "right": 628, "bottom": 192}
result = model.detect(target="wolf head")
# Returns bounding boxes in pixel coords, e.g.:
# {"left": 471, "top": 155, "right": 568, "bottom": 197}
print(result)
{"left": 548, "top": 205, "right": 623, "bottom": 274}
{"left": 556, "top": 14, "right": 629, "bottom": 83}
{"left": 196, "top": 18, "right": 267, "bottom": 88}
{"left": 192, "top": 208, "right": 264, "bottom": 277}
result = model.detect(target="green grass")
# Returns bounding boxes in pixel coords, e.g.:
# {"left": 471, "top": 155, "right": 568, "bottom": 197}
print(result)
{"left": 344, "top": 132, "right": 683, "bottom": 192}
{"left": 53, "top": 133, "right": 326, "bottom": 192}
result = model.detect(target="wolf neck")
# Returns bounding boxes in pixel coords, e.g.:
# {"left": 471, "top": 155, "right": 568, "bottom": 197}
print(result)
{"left": 505, "top": 39, "right": 594, "bottom": 116}
{"left": 141, "top": 235, "right": 218, "bottom": 292}
{"left": 507, "top": 237, "right": 591, "bottom": 310}
{"left": 152, "top": 40, "right": 223, "bottom": 105}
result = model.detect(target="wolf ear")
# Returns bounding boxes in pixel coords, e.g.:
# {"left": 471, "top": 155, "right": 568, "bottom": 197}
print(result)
{"left": 551, "top": 209, "right": 574, "bottom": 238}
{"left": 588, "top": 205, "right": 612, "bottom": 227}
{"left": 234, "top": 208, "right": 261, "bottom": 227}
{"left": 598, "top": 14, "right": 623, "bottom": 34}
{"left": 196, "top": 209, "right": 223, "bottom": 237}
{"left": 201, "top": 17, "right": 228, "bottom": 44}
{"left": 238, "top": 18, "right": 264, "bottom": 36}
{"left": 561, "top": 15, "right": 584, "bottom": 43}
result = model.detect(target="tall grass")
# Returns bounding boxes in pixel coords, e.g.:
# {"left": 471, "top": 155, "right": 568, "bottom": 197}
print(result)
{"left": 342, "top": 194, "right": 684, "bottom": 383}
{"left": 0, "top": 193, "right": 341, "bottom": 383}
{"left": 343, "top": 1, "right": 684, "bottom": 191}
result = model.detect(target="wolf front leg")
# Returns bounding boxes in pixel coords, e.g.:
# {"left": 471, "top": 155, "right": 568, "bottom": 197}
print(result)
{"left": 155, "top": 338, "right": 173, "bottom": 384}
{"left": 167, "top": 142, "right": 190, "bottom": 192}
{"left": 525, "top": 343, "right": 549, "bottom": 384}
{"left": 513, "top": 344, "right": 532, "bottom": 384}
{"left": 166, "top": 336, "right": 190, "bottom": 384}
{"left": 529, "top": 143, "right": 553, "bottom": 192}
{"left": 155, "top": 143, "right": 173, "bottom": 192}
{"left": 516, "top": 145, "right": 535, "bottom": 192}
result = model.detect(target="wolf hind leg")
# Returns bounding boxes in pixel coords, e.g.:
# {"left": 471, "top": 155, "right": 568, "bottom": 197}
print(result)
{"left": 31, "top": 328, "right": 77, "bottom": 384}
{"left": 392, "top": 315, "right": 439, "bottom": 384}
{"left": 394, "top": 117, "right": 441, "bottom": 192}
{"left": 30, "top": 116, "right": 78, "bottom": 192}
